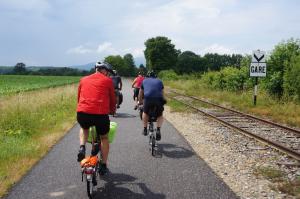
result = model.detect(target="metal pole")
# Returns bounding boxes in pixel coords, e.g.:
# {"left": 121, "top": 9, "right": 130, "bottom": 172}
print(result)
{"left": 254, "top": 77, "right": 258, "bottom": 106}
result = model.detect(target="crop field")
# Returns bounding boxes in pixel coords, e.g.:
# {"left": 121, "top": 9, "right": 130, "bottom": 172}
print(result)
{"left": 0, "top": 75, "right": 81, "bottom": 95}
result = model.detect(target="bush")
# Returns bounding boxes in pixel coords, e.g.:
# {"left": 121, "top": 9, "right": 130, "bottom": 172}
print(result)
{"left": 264, "top": 71, "right": 284, "bottom": 98}
{"left": 158, "top": 70, "right": 179, "bottom": 80}
{"left": 221, "top": 67, "right": 246, "bottom": 91}
{"left": 284, "top": 54, "right": 300, "bottom": 100}
{"left": 201, "top": 71, "right": 219, "bottom": 89}
{"left": 201, "top": 66, "right": 248, "bottom": 91}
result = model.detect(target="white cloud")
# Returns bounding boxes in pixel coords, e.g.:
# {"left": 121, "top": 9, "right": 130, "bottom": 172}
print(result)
{"left": 123, "top": 47, "right": 144, "bottom": 58}
{"left": 67, "top": 42, "right": 120, "bottom": 56}
{"left": 201, "top": 44, "right": 235, "bottom": 55}
{"left": 66, "top": 45, "right": 92, "bottom": 54}
{"left": 97, "top": 42, "right": 116, "bottom": 54}
{"left": 123, "top": 0, "right": 236, "bottom": 36}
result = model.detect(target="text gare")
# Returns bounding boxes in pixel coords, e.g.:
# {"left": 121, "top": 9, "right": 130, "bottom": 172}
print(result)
{"left": 250, "top": 64, "right": 266, "bottom": 73}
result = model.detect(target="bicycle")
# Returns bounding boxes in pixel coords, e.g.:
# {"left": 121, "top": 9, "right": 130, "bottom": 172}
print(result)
{"left": 80, "top": 135, "right": 102, "bottom": 198}
{"left": 147, "top": 106, "right": 158, "bottom": 156}
{"left": 80, "top": 122, "right": 117, "bottom": 198}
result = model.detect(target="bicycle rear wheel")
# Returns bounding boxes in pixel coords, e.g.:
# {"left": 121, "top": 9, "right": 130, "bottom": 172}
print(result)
{"left": 86, "top": 172, "right": 97, "bottom": 198}
{"left": 87, "top": 180, "right": 93, "bottom": 198}
{"left": 151, "top": 136, "right": 156, "bottom": 156}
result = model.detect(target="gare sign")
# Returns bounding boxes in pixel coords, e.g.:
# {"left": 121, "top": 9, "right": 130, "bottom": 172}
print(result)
{"left": 250, "top": 50, "right": 266, "bottom": 77}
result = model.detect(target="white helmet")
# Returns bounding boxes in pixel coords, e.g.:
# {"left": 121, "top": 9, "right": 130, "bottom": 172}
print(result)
{"left": 95, "top": 61, "right": 113, "bottom": 73}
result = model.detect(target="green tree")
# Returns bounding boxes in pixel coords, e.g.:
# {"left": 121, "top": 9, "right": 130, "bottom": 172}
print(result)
{"left": 138, "top": 64, "right": 147, "bottom": 75}
{"left": 144, "top": 36, "right": 179, "bottom": 72}
{"left": 13, "top": 62, "right": 26, "bottom": 74}
{"left": 264, "top": 38, "right": 300, "bottom": 97}
{"left": 283, "top": 54, "right": 300, "bottom": 100}
{"left": 204, "top": 53, "right": 243, "bottom": 71}
{"left": 104, "top": 55, "right": 125, "bottom": 75}
{"left": 123, "top": 53, "right": 136, "bottom": 76}
{"left": 175, "top": 51, "right": 208, "bottom": 74}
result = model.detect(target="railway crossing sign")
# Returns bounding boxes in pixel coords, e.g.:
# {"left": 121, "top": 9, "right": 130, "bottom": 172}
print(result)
{"left": 250, "top": 50, "right": 266, "bottom": 77}
{"left": 250, "top": 49, "right": 267, "bottom": 106}
{"left": 251, "top": 50, "right": 266, "bottom": 63}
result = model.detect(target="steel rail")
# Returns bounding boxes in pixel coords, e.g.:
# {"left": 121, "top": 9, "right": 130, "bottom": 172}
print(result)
{"left": 170, "top": 90, "right": 300, "bottom": 135}
{"left": 171, "top": 97, "right": 300, "bottom": 161}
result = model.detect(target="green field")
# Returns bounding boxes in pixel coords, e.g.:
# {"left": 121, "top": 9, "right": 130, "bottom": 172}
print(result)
{"left": 0, "top": 75, "right": 80, "bottom": 95}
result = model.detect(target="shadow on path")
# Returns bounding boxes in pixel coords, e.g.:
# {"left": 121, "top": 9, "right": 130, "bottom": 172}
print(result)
{"left": 158, "top": 143, "right": 194, "bottom": 159}
{"left": 114, "top": 113, "right": 136, "bottom": 118}
{"left": 94, "top": 172, "right": 165, "bottom": 199}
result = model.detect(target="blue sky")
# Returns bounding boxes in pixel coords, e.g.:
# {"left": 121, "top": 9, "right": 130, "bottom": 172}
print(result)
{"left": 0, "top": 0, "right": 299, "bottom": 66}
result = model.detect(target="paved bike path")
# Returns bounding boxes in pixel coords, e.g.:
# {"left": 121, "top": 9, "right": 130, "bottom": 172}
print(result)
{"left": 5, "top": 79, "right": 238, "bottom": 199}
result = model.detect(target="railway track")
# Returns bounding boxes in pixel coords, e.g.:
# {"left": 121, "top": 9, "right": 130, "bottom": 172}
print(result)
{"left": 169, "top": 90, "right": 300, "bottom": 161}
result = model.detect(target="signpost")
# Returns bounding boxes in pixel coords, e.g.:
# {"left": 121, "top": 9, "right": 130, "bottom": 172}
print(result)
{"left": 250, "top": 50, "right": 266, "bottom": 105}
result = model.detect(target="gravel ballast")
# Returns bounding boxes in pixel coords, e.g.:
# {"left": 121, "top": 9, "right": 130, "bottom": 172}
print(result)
{"left": 164, "top": 106, "right": 299, "bottom": 199}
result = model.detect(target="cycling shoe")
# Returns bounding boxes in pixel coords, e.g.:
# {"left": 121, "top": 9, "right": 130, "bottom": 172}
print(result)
{"left": 77, "top": 147, "right": 86, "bottom": 162}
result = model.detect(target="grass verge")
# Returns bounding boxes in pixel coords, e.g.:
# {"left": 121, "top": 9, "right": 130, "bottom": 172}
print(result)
{"left": 0, "top": 84, "right": 78, "bottom": 197}
{"left": 167, "top": 98, "right": 189, "bottom": 113}
{"left": 165, "top": 79, "right": 300, "bottom": 128}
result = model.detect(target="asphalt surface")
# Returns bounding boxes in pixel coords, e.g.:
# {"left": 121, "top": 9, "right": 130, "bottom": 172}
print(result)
{"left": 4, "top": 79, "right": 238, "bottom": 199}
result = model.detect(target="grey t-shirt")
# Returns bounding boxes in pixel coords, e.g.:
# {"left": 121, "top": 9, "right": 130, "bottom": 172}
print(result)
{"left": 111, "top": 76, "right": 121, "bottom": 89}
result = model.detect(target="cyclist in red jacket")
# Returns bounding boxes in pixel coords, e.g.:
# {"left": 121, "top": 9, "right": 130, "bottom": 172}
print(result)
{"left": 76, "top": 61, "right": 116, "bottom": 175}
{"left": 132, "top": 72, "right": 145, "bottom": 110}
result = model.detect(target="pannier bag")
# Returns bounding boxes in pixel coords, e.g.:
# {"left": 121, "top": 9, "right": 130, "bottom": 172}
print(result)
{"left": 88, "top": 122, "right": 117, "bottom": 143}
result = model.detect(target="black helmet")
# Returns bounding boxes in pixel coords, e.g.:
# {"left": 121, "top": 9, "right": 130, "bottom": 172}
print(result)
{"left": 147, "top": 70, "right": 156, "bottom": 78}
{"left": 95, "top": 61, "right": 113, "bottom": 74}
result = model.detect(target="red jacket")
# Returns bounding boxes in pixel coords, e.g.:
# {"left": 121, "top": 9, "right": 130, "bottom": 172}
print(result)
{"left": 77, "top": 72, "right": 116, "bottom": 114}
{"left": 133, "top": 75, "right": 144, "bottom": 88}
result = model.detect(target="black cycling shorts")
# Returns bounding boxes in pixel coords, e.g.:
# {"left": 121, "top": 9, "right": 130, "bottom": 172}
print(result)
{"left": 77, "top": 112, "right": 110, "bottom": 136}
{"left": 133, "top": 88, "right": 140, "bottom": 100}
{"left": 143, "top": 98, "right": 164, "bottom": 117}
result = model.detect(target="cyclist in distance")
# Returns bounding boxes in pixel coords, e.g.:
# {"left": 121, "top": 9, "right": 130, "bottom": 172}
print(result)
{"left": 111, "top": 70, "right": 122, "bottom": 109}
{"left": 76, "top": 61, "right": 116, "bottom": 175}
{"left": 132, "top": 71, "right": 144, "bottom": 110}
{"left": 138, "top": 70, "right": 166, "bottom": 141}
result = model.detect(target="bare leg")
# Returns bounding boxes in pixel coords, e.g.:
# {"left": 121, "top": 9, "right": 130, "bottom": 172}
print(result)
{"left": 79, "top": 128, "right": 89, "bottom": 145}
{"left": 100, "top": 135, "right": 109, "bottom": 164}
{"left": 157, "top": 115, "right": 164, "bottom": 128}
{"left": 116, "top": 95, "right": 119, "bottom": 107}
{"left": 142, "top": 112, "right": 149, "bottom": 128}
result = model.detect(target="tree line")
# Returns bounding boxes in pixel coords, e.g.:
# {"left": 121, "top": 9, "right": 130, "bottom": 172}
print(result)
{"left": 146, "top": 36, "right": 300, "bottom": 101}
{"left": 1, "top": 63, "right": 90, "bottom": 76}
{"left": 2, "top": 35, "right": 300, "bottom": 101}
